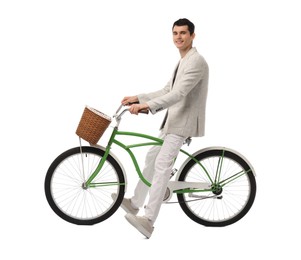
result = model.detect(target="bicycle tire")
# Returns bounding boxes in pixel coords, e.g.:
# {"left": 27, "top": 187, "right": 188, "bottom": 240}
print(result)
{"left": 177, "top": 148, "right": 256, "bottom": 227}
{"left": 44, "top": 146, "right": 125, "bottom": 225}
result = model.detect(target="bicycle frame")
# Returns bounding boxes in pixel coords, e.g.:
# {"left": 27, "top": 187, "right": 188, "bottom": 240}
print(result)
{"left": 84, "top": 106, "right": 252, "bottom": 196}
{"left": 85, "top": 127, "right": 213, "bottom": 191}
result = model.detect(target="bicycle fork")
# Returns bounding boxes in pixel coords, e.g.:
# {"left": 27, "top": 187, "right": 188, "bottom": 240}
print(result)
{"left": 83, "top": 149, "right": 111, "bottom": 188}
{"left": 81, "top": 129, "right": 118, "bottom": 188}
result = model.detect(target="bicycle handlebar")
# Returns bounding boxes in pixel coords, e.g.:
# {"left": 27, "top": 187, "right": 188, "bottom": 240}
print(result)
{"left": 136, "top": 109, "right": 149, "bottom": 114}
{"left": 113, "top": 103, "right": 149, "bottom": 124}
{"left": 126, "top": 101, "right": 149, "bottom": 114}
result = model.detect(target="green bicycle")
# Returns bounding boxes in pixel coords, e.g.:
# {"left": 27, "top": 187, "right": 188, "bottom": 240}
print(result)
{"left": 44, "top": 105, "right": 256, "bottom": 227}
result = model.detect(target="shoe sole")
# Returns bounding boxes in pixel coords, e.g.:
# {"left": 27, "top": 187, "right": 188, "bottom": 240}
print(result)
{"left": 125, "top": 214, "right": 153, "bottom": 239}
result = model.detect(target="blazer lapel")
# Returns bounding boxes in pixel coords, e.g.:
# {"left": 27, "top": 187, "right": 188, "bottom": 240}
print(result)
{"left": 171, "top": 62, "right": 180, "bottom": 89}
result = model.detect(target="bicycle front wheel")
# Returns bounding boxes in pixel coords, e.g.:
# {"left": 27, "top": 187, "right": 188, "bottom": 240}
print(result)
{"left": 44, "top": 146, "right": 125, "bottom": 225}
{"left": 177, "top": 148, "right": 256, "bottom": 227}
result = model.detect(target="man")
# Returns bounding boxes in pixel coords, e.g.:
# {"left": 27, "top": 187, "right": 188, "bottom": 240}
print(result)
{"left": 120, "top": 18, "right": 209, "bottom": 238}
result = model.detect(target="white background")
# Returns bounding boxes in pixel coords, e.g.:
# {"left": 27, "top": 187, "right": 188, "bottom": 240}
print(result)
{"left": 1, "top": 0, "right": 300, "bottom": 259}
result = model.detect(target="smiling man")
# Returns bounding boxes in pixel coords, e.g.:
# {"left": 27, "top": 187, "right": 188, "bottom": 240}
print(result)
{"left": 120, "top": 18, "right": 209, "bottom": 238}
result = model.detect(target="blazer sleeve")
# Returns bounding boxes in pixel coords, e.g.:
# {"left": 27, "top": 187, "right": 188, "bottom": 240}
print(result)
{"left": 137, "top": 80, "right": 170, "bottom": 108}
{"left": 147, "top": 56, "right": 207, "bottom": 114}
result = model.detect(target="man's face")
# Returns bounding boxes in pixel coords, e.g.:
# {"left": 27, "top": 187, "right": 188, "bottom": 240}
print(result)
{"left": 173, "top": 25, "right": 195, "bottom": 51}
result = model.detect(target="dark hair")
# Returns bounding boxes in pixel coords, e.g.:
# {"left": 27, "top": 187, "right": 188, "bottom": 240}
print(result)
{"left": 172, "top": 18, "right": 195, "bottom": 35}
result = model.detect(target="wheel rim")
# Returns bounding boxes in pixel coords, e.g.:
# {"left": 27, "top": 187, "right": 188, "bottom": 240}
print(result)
{"left": 181, "top": 155, "right": 252, "bottom": 224}
{"left": 50, "top": 152, "right": 121, "bottom": 221}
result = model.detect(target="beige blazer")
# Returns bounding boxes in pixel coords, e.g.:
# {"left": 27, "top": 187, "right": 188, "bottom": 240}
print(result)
{"left": 138, "top": 47, "right": 209, "bottom": 137}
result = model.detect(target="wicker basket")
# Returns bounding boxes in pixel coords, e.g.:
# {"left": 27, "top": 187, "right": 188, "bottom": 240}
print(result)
{"left": 76, "top": 106, "right": 111, "bottom": 144}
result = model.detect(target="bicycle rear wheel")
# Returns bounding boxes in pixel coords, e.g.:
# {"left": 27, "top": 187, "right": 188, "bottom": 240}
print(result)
{"left": 177, "top": 148, "right": 256, "bottom": 227}
{"left": 44, "top": 146, "right": 125, "bottom": 225}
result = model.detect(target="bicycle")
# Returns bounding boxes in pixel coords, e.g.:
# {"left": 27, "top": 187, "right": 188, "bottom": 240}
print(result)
{"left": 44, "top": 104, "right": 256, "bottom": 227}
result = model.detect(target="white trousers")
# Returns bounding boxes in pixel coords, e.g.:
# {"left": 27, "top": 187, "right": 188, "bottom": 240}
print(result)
{"left": 131, "top": 132, "right": 187, "bottom": 224}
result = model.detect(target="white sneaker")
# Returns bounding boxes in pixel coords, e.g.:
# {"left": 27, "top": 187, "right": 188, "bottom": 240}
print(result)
{"left": 111, "top": 193, "right": 139, "bottom": 215}
{"left": 125, "top": 213, "right": 154, "bottom": 239}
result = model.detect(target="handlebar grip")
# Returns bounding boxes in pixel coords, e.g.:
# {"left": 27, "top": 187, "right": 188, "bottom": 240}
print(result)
{"left": 127, "top": 101, "right": 149, "bottom": 115}
{"left": 139, "top": 109, "right": 149, "bottom": 114}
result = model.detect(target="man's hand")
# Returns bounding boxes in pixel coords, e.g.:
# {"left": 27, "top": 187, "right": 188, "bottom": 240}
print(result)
{"left": 121, "top": 96, "right": 139, "bottom": 106}
{"left": 129, "top": 103, "right": 149, "bottom": 115}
